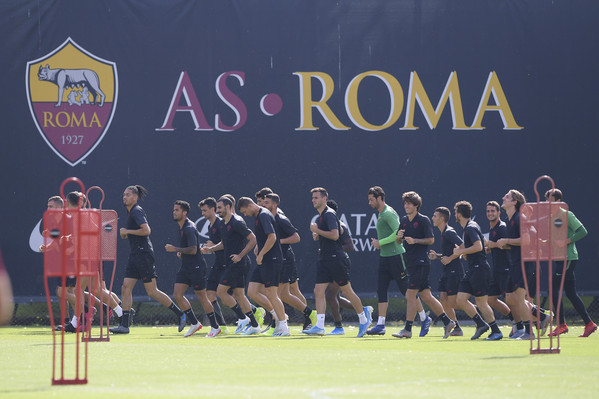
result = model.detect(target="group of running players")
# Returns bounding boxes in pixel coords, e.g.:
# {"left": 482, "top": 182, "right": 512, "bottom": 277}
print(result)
{"left": 46, "top": 184, "right": 597, "bottom": 339}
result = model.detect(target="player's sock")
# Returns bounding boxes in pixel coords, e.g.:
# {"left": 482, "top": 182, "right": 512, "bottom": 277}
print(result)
{"left": 532, "top": 306, "right": 546, "bottom": 321}
{"left": 120, "top": 310, "right": 131, "bottom": 328}
{"left": 439, "top": 312, "right": 451, "bottom": 326}
{"left": 418, "top": 310, "right": 427, "bottom": 321}
{"left": 357, "top": 311, "right": 367, "bottom": 324}
{"left": 270, "top": 309, "right": 278, "bottom": 322}
{"left": 302, "top": 306, "right": 313, "bottom": 317}
{"left": 472, "top": 314, "right": 486, "bottom": 328}
{"left": 507, "top": 312, "right": 514, "bottom": 321}
{"left": 70, "top": 315, "right": 78, "bottom": 328}
{"left": 334, "top": 321, "right": 343, "bottom": 329}
{"left": 212, "top": 300, "right": 226, "bottom": 325}
{"left": 250, "top": 304, "right": 257, "bottom": 313}
{"left": 454, "top": 320, "right": 461, "bottom": 329}
{"left": 316, "top": 314, "right": 325, "bottom": 329}
{"left": 405, "top": 320, "right": 413, "bottom": 332}
{"left": 378, "top": 316, "right": 386, "bottom": 325}
{"left": 184, "top": 309, "right": 199, "bottom": 325}
{"left": 245, "top": 311, "right": 259, "bottom": 328}
{"left": 516, "top": 321, "right": 524, "bottom": 331}
{"left": 207, "top": 312, "right": 219, "bottom": 329}
{"left": 168, "top": 303, "right": 184, "bottom": 317}
{"left": 524, "top": 320, "right": 532, "bottom": 334}
{"left": 279, "top": 319, "right": 288, "bottom": 329}
{"left": 113, "top": 304, "right": 123, "bottom": 317}
{"left": 230, "top": 304, "right": 246, "bottom": 320}
{"left": 489, "top": 320, "right": 501, "bottom": 334}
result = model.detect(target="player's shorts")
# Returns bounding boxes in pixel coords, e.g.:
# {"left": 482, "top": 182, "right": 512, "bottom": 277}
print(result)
{"left": 458, "top": 262, "right": 491, "bottom": 297}
{"left": 316, "top": 255, "right": 351, "bottom": 286}
{"left": 249, "top": 259, "right": 282, "bottom": 288}
{"left": 206, "top": 261, "right": 226, "bottom": 292}
{"left": 378, "top": 254, "right": 408, "bottom": 300}
{"left": 507, "top": 261, "right": 535, "bottom": 294}
{"left": 175, "top": 264, "right": 206, "bottom": 291}
{"left": 220, "top": 257, "right": 249, "bottom": 289}
{"left": 406, "top": 264, "right": 430, "bottom": 292}
{"left": 488, "top": 270, "right": 510, "bottom": 297}
{"left": 279, "top": 250, "right": 298, "bottom": 284}
{"left": 438, "top": 264, "right": 463, "bottom": 296}
{"left": 124, "top": 251, "right": 158, "bottom": 283}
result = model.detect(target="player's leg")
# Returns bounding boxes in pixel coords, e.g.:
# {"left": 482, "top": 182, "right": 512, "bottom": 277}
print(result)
{"left": 144, "top": 278, "right": 186, "bottom": 331}
{"left": 194, "top": 288, "right": 221, "bottom": 337}
{"left": 110, "top": 277, "right": 137, "bottom": 333}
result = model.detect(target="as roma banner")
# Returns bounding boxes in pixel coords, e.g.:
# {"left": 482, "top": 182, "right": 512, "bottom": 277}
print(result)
{"left": 26, "top": 37, "right": 118, "bottom": 166}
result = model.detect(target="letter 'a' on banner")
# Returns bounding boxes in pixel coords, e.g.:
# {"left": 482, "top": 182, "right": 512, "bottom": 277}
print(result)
{"left": 520, "top": 175, "right": 568, "bottom": 354}
{"left": 43, "top": 177, "right": 101, "bottom": 385}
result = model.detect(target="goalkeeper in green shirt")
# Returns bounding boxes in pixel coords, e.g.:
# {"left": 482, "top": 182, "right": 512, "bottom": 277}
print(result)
{"left": 366, "top": 186, "right": 429, "bottom": 336}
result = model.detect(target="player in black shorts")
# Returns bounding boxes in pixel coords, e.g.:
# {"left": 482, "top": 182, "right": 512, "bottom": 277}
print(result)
{"left": 428, "top": 207, "right": 465, "bottom": 336}
{"left": 110, "top": 185, "right": 186, "bottom": 334}
{"left": 394, "top": 191, "right": 455, "bottom": 339}
{"left": 201, "top": 196, "right": 261, "bottom": 335}
{"left": 198, "top": 197, "right": 229, "bottom": 333}
{"left": 484, "top": 201, "right": 515, "bottom": 333}
{"left": 262, "top": 193, "right": 317, "bottom": 332}
{"left": 453, "top": 201, "right": 503, "bottom": 340}
{"left": 497, "top": 189, "right": 539, "bottom": 340}
{"left": 304, "top": 187, "right": 372, "bottom": 337}
{"left": 165, "top": 200, "right": 221, "bottom": 338}
{"left": 239, "top": 197, "right": 290, "bottom": 336}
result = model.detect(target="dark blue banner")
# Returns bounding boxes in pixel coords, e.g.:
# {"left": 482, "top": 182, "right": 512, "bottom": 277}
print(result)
{"left": 1, "top": 0, "right": 598, "bottom": 297}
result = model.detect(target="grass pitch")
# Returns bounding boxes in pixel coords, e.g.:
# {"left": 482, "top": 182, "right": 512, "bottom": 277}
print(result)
{"left": 1, "top": 323, "right": 598, "bottom": 398}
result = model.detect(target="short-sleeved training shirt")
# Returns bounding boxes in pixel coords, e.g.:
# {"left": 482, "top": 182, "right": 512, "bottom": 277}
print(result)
{"left": 316, "top": 206, "right": 345, "bottom": 258}
{"left": 126, "top": 204, "right": 154, "bottom": 255}
{"left": 219, "top": 214, "right": 253, "bottom": 261}
{"left": 275, "top": 212, "right": 298, "bottom": 256}
{"left": 441, "top": 225, "right": 463, "bottom": 268}
{"left": 400, "top": 213, "right": 434, "bottom": 266}
{"left": 463, "top": 220, "right": 487, "bottom": 267}
{"left": 254, "top": 207, "right": 283, "bottom": 260}
{"left": 488, "top": 220, "right": 510, "bottom": 272}
{"left": 205, "top": 216, "right": 225, "bottom": 266}
{"left": 506, "top": 210, "right": 521, "bottom": 267}
{"left": 179, "top": 218, "right": 206, "bottom": 268}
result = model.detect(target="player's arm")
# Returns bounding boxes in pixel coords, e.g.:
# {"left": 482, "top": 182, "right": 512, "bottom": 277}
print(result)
{"left": 310, "top": 223, "right": 339, "bottom": 241}
{"left": 121, "top": 223, "right": 151, "bottom": 237}
{"left": 256, "top": 233, "right": 276, "bottom": 264}
{"left": 202, "top": 241, "right": 223, "bottom": 254}
{"left": 568, "top": 213, "right": 587, "bottom": 244}
{"left": 231, "top": 232, "right": 257, "bottom": 263}
{"left": 405, "top": 236, "right": 434, "bottom": 245}
{"left": 454, "top": 240, "right": 483, "bottom": 256}
{"left": 280, "top": 232, "right": 300, "bottom": 245}
{"left": 165, "top": 244, "right": 197, "bottom": 255}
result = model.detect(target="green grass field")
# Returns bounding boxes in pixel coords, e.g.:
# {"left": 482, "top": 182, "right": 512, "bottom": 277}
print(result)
{"left": 1, "top": 323, "right": 598, "bottom": 398}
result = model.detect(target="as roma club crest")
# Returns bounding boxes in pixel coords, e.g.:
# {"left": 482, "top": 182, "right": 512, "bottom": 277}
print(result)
{"left": 26, "top": 38, "right": 118, "bottom": 166}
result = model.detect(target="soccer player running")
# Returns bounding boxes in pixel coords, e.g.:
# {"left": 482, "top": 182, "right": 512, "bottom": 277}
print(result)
{"left": 394, "top": 191, "right": 455, "bottom": 339}
{"left": 262, "top": 193, "right": 317, "bottom": 332}
{"left": 201, "top": 196, "right": 261, "bottom": 335}
{"left": 366, "top": 186, "right": 430, "bottom": 336}
{"left": 428, "top": 207, "right": 465, "bottom": 336}
{"left": 484, "top": 201, "right": 516, "bottom": 334}
{"left": 545, "top": 189, "right": 597, "bottom": 337}
{"left": 496, "top": 189, "right": 534, "bottom": 340}
{"left": 452, "top": 201, "right": 503, "bottom": 340}
{"left": 238, "top": 197, "right": 290, "bottom": 336}
{"left": 165, "top": 200, "right": 221, "bottom": 338}
{"left": 304, "top": 187, "right": 372, "bottom": 337}
{"left": 198, "top": 197, "right": 229, "bottom": 333}
{"left": 323, "top": 199, "right": 364, "bottom": 335}
{"left": 110, "top": 185, "right": 186, "bottom": 334}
